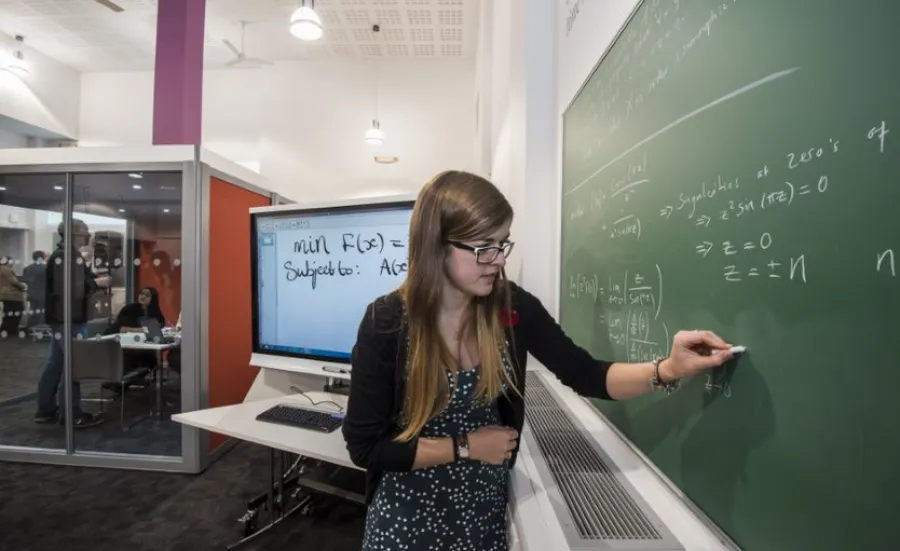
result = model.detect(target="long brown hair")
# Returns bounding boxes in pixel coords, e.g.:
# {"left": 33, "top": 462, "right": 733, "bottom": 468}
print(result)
{"left": 396, "top": 170, "right": 516, "bottom": 442}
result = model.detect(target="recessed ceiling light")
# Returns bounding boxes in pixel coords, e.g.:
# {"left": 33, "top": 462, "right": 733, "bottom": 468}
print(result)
{"left": 128, "top": 172, "right": 143, "bottom": 179}
{"left": 0, "top": 186, "right": 6, "bottom": 191}
{"left": 54, "top": 185, "right": 63, "bottom": 191}
{"left": 162, "top": 208, "right": 170, "bottom": 213}
{"left": 118, "top": 208, "right": 125, "bottom": 213}
{"left": 374, "top": 156, "right": 399, "bottom": 164}
{"left": 132, "top": 184, "right": 142, "bottom": 190}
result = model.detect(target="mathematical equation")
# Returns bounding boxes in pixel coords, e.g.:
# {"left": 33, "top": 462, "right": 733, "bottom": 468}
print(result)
{"left": 722, "top": 256, "right": 807, "bottom": 283}
{"left": 567, "top": 152, "right": 650, "bottom": 225}
{"left": 569, "top": 266, "right": 668, "bottom": 363}
{"left": 691, "top": 229, "right": 807, "bottom": 283}
{"left": 606, "top": 309, "right": 670, "bottom": 363}
{"left": 292, "top": 232, "right": 405, "bottom": 257}
{"left": 659, "top": 120, "right": 890, "bottom": 227}
{"left": 569, "top": 264, "right": 664, "bottom": 319}
{"left": 608, "top": 215, "right": 642, "bottom": 240}
{"left": 340, "top": 232, "right": 405, "bottom": 255}
{"left": 695, "top": 232, "right": 773, "bottom": 257}
{"left": 660, "top": 173, "right": 829, "bottom": 226}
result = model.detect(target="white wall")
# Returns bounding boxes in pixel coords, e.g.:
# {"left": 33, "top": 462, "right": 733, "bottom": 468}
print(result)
{"left": 557, "top": 0, "right": 640, "bottom": 116}
{"left": 78, "top": 71, "right": 154, "bottom": 147}
{"left": 476, "top": 0, "right": 557, "bottom": 304}
{"left": 0, "top": 127, "right": 27, "bottom": 148}
{"left": 79, "top": 60, "right": 475, "bottom": 201}
{"left": 0, "top": 35, "right": 80, "bottom": 139}
{"left": 259, "top": 60, "right": 474, "bottom": 201}
{"left": 79, "top": 70, "right": 262, "bottom": 170}
{"left": 475, "top": 0, "right": 639, "bottom": 313}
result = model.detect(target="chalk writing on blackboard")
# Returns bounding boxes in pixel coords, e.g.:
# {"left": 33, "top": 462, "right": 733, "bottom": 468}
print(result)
{"left": 723, "top": 255, "right": 807, "bottom": 283}
{"left": 867, "top": 120, "right": 889, "bottom": 153}
{"left": 877, "top": 249, "right": 895, "bottom": 276}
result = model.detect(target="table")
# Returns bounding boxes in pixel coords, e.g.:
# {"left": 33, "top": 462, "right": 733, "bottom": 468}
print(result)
{"left": 119, "top": 340, "right": 177, "bottom": 423}
{"left": 173, "top": 392, "right": 361, "bottom": 548}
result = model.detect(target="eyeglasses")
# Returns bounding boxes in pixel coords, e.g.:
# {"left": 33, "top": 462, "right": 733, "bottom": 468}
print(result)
{"left": 448, "top": 241, "right": 515, "bottom": 264}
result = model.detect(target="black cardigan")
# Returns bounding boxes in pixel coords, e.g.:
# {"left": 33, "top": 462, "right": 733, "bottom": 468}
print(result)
{"left": 342, "top": 281, "right": 614, "bottom": 504}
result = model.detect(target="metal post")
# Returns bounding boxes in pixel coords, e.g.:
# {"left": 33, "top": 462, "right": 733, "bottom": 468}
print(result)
{"left": 268, "top": 448, "right": 276, "bottom": 524}
{"left": 62, "top": 173, "right": 74, "bottom": 453}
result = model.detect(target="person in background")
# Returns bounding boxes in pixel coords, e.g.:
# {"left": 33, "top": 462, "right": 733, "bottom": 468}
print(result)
{"left": 342, "top": 170, "right": 736, "bottom": 551}
{"left": 0, "top": 255, "right": 27, "bottom": 337}
{"left": 34, "top": 219, "right": 109, "bottom": 428}
{"left": 105, "top": 286, "right": 165, "bottom": 334}
{"left": 22, "top": 250, "right": 47, "bottom": 328}
{"left": 101, "top": 286, "right": 165, "bottom": 394}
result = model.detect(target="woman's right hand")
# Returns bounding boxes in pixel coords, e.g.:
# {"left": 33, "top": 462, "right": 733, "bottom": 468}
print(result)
{"left": 467, "top": 425, "right": 518, "bottom": 464}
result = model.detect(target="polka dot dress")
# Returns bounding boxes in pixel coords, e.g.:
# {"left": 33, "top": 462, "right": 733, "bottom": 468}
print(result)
{"left": 362, "top": 368, "right": 510, "bottom": 551}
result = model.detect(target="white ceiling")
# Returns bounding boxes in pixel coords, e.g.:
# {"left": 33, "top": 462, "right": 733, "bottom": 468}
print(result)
{"left": 0, "top": 0, "right": 479, "bottom": 72}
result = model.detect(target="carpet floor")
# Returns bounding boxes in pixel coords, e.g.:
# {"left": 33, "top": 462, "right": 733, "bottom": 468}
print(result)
{"left": 0, "top": 441, "right": 366, "bottom": 551}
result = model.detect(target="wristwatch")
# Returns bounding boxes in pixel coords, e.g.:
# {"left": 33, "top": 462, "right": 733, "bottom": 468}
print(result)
{"left": 651, "top": 356, "right": 680, "bottom": 395}
{"left": 455, "top": 433, "right": 470, "bottom": 461}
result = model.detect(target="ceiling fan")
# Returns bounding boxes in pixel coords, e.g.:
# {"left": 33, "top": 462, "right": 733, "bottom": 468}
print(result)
{"left": 222, "top": 21, "right": 273, "bottom": 68}
{"left": 93, "top": 0, "right": 124, "bottom": 12}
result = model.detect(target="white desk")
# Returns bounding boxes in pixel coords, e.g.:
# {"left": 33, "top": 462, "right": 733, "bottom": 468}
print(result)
{"left": 174, "top": 391, "right": 359, "bottom": 548}
{"left": 175, "top": 390, "right": 534, "bottom": 550}
{"left": 173, "top": 392, "right": 353, "bottom": 469}
{"left": 249, "top": 353, "right": 352, "bottom": 381}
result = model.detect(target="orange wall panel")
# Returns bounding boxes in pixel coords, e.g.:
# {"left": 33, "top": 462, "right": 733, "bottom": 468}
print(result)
{"left": 208, "top": 177, "right": 271, "bottom": 450}
{"left": 136, "top": 235, "right": 181, "bottom": 325}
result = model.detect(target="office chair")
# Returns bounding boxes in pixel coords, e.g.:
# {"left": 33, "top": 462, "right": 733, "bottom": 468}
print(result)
{"left": 71, "top": 338, "right": 128, "bottom": 429}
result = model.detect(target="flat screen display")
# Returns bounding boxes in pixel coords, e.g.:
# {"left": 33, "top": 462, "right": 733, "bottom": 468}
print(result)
{"left": 251, "top": 201, "right": 413, "bottom": 363}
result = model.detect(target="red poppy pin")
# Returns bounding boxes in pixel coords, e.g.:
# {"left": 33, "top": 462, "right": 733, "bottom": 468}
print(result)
{"left": 500, "top": 308, "right": 519, "bottom": 327}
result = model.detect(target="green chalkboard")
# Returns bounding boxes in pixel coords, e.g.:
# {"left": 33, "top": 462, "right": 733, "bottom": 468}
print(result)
{"left": 559, "top": 1, "right": 900, "bottom": 549}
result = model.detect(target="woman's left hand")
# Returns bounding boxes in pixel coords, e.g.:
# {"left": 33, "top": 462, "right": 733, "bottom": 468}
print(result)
{"left": 661, "top": 330, "right": 733, "bottom": 380}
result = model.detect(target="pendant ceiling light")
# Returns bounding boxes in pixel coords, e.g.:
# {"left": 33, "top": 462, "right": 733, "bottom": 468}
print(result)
{"left": 365, "top": 120, "right": 384, "bottom": 145}
{"left": 364, "top": 25, "right": 384, "bottom": 145}
{"left": 290, "top": 0, "right": 323, "bottom": 41}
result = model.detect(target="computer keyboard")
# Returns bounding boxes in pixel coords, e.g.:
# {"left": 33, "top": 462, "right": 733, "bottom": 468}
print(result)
{"left": 256, "top": 404, "right": 344, "bottom": 433}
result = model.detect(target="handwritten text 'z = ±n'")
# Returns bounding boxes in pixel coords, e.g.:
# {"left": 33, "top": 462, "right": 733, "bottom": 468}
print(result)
{"left": 723, "top": 255, "right": 807, "bottom": 283}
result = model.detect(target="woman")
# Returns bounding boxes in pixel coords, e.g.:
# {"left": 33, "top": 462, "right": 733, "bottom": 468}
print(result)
{"left": 107, "top": 286, "right": 165, "bottom": 334}
{"left": 0, "top": 255, "right": 27, "bottom": 337}
{"left": 103, "top": 286, "right": 166, "bottom": 393}
{"left": 342, "top": 170, "right": 736, "bottom": 551}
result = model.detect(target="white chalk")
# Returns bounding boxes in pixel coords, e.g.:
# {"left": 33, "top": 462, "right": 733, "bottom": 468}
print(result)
{"left": 713, "top": 345, "right": 746, "bottom": 355}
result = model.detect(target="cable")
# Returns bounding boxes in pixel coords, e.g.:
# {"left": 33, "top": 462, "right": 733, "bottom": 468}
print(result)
{"left": 289, "top": 385, "right": 345, "bottom": 413}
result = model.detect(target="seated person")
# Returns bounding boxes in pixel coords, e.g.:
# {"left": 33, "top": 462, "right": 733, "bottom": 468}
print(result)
{"left": 102, "top": 286, "right": 166, "bottom": 393}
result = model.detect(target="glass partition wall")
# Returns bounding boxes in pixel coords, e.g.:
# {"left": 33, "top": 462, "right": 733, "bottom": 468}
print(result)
{"left": 0, "top": 162, "right": 197, "bottom": 471}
